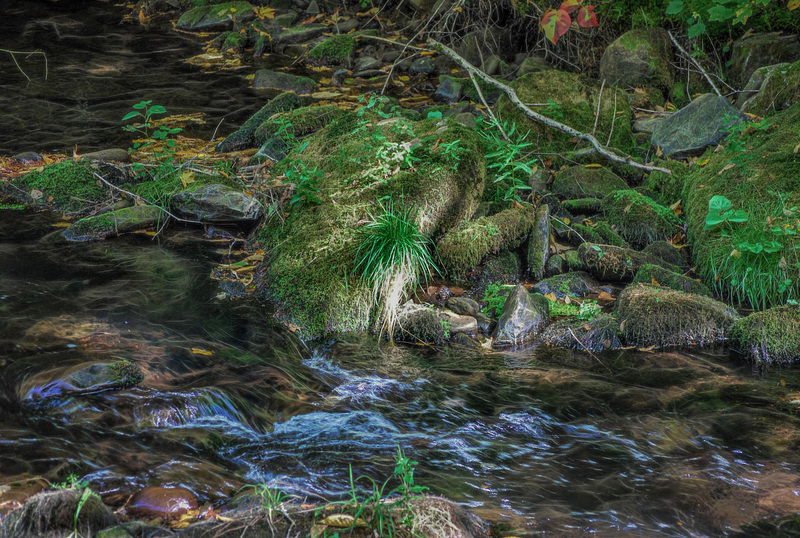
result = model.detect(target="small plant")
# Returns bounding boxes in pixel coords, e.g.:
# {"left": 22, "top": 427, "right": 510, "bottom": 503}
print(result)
{"left": 666, "top": 0, "right": 797, "bottom": 39}
{"left": 576, "top": 299, "right": 602, "bottom": 321}
{"left": 539, "top": 0, "right": 599, "bottom": 44}
{"left": 479, "top": 119, "right": 538, "bottom": 203}
{"left": 51, "top": 475, "right": 97, "bottom": 538}
{"left": 122, "top": 100, "right": 182, "bottom": 154}
{"left": 703, "top": 195, "right": 749, "bottom": 231}
{"left": 283, "top": 159, "right": 323, "bottom": 207}
{"left": 248, "top": 483, "right": 291, "bottom": 530}
{"left": 355, "top": 199, "right": 438, "bottom": 340}
{"left": 481, "top": 282, "right": 513, "bottom": 317}
{"left": 108, "top": 360, "right": 144, "bottom": 388}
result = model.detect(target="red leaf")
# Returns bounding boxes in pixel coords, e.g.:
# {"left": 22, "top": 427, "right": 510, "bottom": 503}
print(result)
{"left": 559, "top": 0, "right": 582, "bottom": 14}
{"left": 541, "top": 8, "right": 572, "bottom": 44}
{"left": 576, "top": 5, "right": 598, "bottom": 27}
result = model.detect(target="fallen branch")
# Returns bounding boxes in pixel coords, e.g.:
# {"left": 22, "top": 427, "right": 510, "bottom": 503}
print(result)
{"left": 427, "top": 38, "right": 672, "bottom": 175}
{"left": 667, "top": 31, "right": 722, "bottom": 97}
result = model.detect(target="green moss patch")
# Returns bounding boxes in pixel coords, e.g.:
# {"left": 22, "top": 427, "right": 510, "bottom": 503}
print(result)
{"left": 615, "top": 283, "right": 738, "bottom": 348}
{"left": 436, "top": 206, "right": 535, "bottom": 277}
{"left": 682, "top": 103, "right": 800, "bottom": 309}
{"left": 632, "top": 264, "right": 711, "bottom": 296}
{"left": 552, "top": 165, "right": 629, "bottom": 200}
{"left": 216, "top": 92, "right": 307, "bottom": 152}
{"left": 729, "top": 306, "right": 800, "bottom": 365}
{"left": 12, "top": 160, "right": 109, "bottom": 211}
{"left": 541, "top": 313, "right": 622, "bottom": 353}
{"left": 253, "top": 104, "right": 346, "bottom": 146}
{"left": 603, "top": 189, "right": 683, "bottom": 249}
{"left": 308, "top": 34, "right": 355, "bottom": 66}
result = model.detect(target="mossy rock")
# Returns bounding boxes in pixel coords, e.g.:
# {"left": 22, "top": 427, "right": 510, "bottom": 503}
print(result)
{"left": 564, "top": 221, "right": 628, "bottom": 248}
{"left": 307, "top": 34, "right": 355, "bottom": 66}
{"left": 639, "top": 158, "right": 690, "bottom": 206}
{"left": 541, "top": 313, "right": 622, "bottom": 353}
{"left": 216, "top": 92, "right": 307, "bottom": 152}
{"left": 526, "top": 204, "right": 550, "bottom": 280}
{"left": 729, "top": 33, "right": 800, "bottom": 89}
{"left": 565, "top": 248, "right": 587, "bottom": 272}
{"left": 682, "top": 102, "right": 800, "bottom": 309}
{"left": 1, "top": 489, "right": 117, "bottom": 536}
{"left": 395, "top": 302, "right": 451, "bottom": 345}
{"left": 176, "top": 1, "right": 254, "bottom": 31}
{"left": 437, "top": 206, "right": 535, "bottom": 278}
{"left": 578, "top": 243, "right": 678, "bottom": 282}
{"left": 252, "top": 69, "right": 316, "bottom": 94}
{"left": 62, "top": 205, "right": 164, "bottom": 241}
{"left": 642, "top": 240, "right": 688, "bottom": 271}
{"left": 255, "top": 119, "right": 485, "bottom": 339}
{"left": 253, "top": 105, "right": 346, "bottom": 146}
{"left": 493, "top": 285, "right": 549, "bottom": 345}
{"left": 495, "top": 71, "right": 634, "bottom": 155}
{"left": 615, "top": 283, "right": 739, "bottom": 348}
{"left": 729, "top": 306, "right": 800, "bottom": 365}
{"left": 603, "top": 189, "right": 683, "bottom": 249}
{"left": 9, "top": 160, "right": 127, "bottom": 212}
{"left": 561, "top": 197, "right": 603, "bottom": 214}
{"left": 599, "top": 27, "right": 674, "bottom": 93}
{"left": 551, "top": 165, "right": 629, "bottom": 200}
{"left": 532, "top": 271, "right": 599, "bottom": 299}
{"left": 632, "top": 264, "right": 711, "bottom": 296}
{"left": 745, "top": 59, "right": 800, "bottom": 116}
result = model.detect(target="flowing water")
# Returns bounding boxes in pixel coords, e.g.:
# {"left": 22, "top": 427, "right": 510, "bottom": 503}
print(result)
{"left": 3, "top": 2, "right": 800, "bottom": 536}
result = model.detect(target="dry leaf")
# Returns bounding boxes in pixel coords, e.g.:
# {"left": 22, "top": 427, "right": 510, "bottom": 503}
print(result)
{"left": 191, "top": 348, "right": 214, "bottom": 356}
{"left": 584, "top": 163, "right": 602, "bottom": 168}
{"left": 597, "top": 291, "right": 615, "bottom": 302}
{"left": 320, "top": 514, "right": 368, "bottom": 527}
{"left": 717, "top": 162, "right": 736, "bottom": 176}
{"left": 697, "top": 158, "right": 710, "bottom": 166}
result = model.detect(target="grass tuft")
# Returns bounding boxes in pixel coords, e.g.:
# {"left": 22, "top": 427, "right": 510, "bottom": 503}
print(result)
{"left": 355, "top": 199, "right": 438, "bottom": 340}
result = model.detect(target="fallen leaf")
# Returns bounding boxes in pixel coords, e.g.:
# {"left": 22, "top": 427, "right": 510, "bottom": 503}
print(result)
{"left": 544, "top": 292, "right": 558, "bottom": 302}
{"left": 191, "top": 348, "right": 214, "bottom": 356}
{"left": 597, "top": 291, "right": 615, "bottom": 302}
{"left": 584, "top": 163, "right": 602, "bottom": 168}
{"left": 320, "top": 514, "right": 368, "bottom": 527}
{"left": 717, "top": 162, "right": 736, "bottom": 176}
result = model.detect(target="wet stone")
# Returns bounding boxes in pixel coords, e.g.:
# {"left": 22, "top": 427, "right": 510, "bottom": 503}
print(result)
{"left": 11, "top": 151, "right": 42, "bottom": 163}
{"left": 80, "top": 148, "right": 130, "bottom": 163}
{"left": 126, "top": 487, "right": 198, "bottom": 519}
{"left": 252, "top": 69, "right": 316, "bottom": 94}
{"left": 445, "top": 296, "right": 479, "bottom": 316}
{"left": 172, "top": 183, "right": 263, "bottom": 224}
{"left": 493, "top": 285, "right": 549, "bottom": 346}
{"left": 410, "top": 57, "right": 435, "bottom": 74}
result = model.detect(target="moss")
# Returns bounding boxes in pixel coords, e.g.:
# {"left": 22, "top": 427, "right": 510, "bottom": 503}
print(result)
{"left": 108, "top": 359, "right": 144, "bottom": 388}
{"left": 633, "top": 264, "right": 711, "bottom": 296}
{"left": 0, "top": 203, "right": 25, "bottom": 210}
{"left": 307, "top": 34, "right": 355, "bottom": 65}
{"left": 569, "top": 221, "right": 628, "bottom": 248}
{"left": 642, "top": 240, "right": 688, "bottom": 270}
{"left": 682, "top": 103, "right": 800, "bottom": 309}
{"left": 439, "top": 75, "right": 501, "bottom": 103}
{"left": 729, "top": 306, "right": 800, "bottom": 365}
{"left": 548, "top": 300, "right": 580, "bottom": 317}
{"left": 615, "top": 283, "right": 738, "bottom": 348}
{"left": 578, "top": 243, "right": 678, "bottom": 282}
{"left": 640, "top": 158, "right": 689, "bottom": 206}
{"left": 256, "top": 119, "right": 485, "bottom": 339}
{"left": 253, "top": 104, "right": 346, "bottom": 146}
{"left": 495, "top": 71, "right": 634, "bottom": 155}
{"left": 561, "top": 197, "right": 602, "bottom": 214}
{"left": 396, "top": 304, "right": 450, "bottom": 345}
{"left": 216, "top": 92, "right": 307, "bottom": 152}
{"left": 436, "top": 206, "right": 535, "bottom": 277}
{"left": 13, "top": 160, "right": 107, "bottom": 211}
{"left": 64, "top": 205, "right": 163, "bottom": 241}
{"left": 533, "top": 270, "right": 598, "bottom": 299}
{"left": 541, "top": 313, "right": 622, "bottom": 353}
{"left": 603, "top": 189, "right": 683, "bottom": 249}
{"left": 565, "top": 248, "right": 587, "bottom": 271}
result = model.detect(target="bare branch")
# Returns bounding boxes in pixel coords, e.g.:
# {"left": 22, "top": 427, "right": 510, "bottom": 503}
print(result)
{"left": 667, "top": 31, "right": 722, "bottom": 97}
{"left": 427, "top": 38, "right": 672, "bottom": 175}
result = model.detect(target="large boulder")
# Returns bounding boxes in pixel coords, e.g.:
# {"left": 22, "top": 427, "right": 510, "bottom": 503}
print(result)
{"left": 737, "top": 62, "right": 791, "bottom": 110}
{"left": 729, "top": 32, "right": 800, "bottom": 89}
{"left": 743, "top": 59, "right": 800, "bottom": 116}
{"left": 493, "top": 284, "right": 549, "bottom": 346}
{"left": 599, "top": 28, "right": 674, "bottom": 92}
{"left": 729, "top": 306, "right": 800, "bottom": 366}
{"left": 651, "top": 93, "right": 748, "bottom": 159}
{"left": 615, "top": 284, "right": 738, "bottom": 348}
{"left": 632, "top": 264, "right": 712, "bottom": 297}
{"left": 255, "top": 117, "right": 485, "bottom": 339}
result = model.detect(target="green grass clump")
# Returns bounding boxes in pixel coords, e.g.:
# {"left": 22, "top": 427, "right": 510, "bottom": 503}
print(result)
{"left": 729, "top": 305, "right": 800, "bottom": 365}
{"left": 355, "top": 200, "right": 438, "bottom": 339}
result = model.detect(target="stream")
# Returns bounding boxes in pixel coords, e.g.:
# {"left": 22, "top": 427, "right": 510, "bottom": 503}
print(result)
{"left": 3, "top": 1, "right": 800, "bottom": 536}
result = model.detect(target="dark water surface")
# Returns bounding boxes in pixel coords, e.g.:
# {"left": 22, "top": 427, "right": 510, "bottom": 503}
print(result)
{"left": 3, "top": 2, "right": 800, "bottom": 536}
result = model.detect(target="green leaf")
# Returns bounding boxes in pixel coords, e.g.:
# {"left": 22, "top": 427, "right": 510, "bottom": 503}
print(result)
{"left": 665, "top": 0, "right": 684, "bottom": 14}
{"left": 727, "top": 209, "right": 749, "bottom": 223}
{"left": 708, "top": 195, "right": 732, "bottom": 213}
{"left": 426, "top": 111, "right": 443, "bottom": 120}
{"left": 707, "top": 4, "right": 735, "bottom": 21}
{"left": 132, "top": 100, "right": 150, "bottom": 109}
{"left": 687, "top": 21, "right": 706, "bottom": 38}
{"left": 149, "top": 105, "right": 167, "bottom": 115}
{"left": 121, "top": 111, "right": 140, "bottom": 121}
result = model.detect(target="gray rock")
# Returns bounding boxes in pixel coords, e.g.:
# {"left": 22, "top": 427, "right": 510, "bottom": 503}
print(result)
{"left": 544, "top": 253, "right": 567, "bottom": 277}
{"left": 441, "top": 310, "right": 478, "bottom": 334}
{"left": 271, "top": 12, "right": 299, "bottom": 27}
{"left": 1, "top": 489, "right": 117, "bottom": 536}
{"left": 305, "top": 0, "right": 320, "bottom": 14}
{"left": 172, "top": 184, "right": 263, "bottom": 224}
{"left": 474, "top": 312, "right": 493, "bottom": 334}
{"left": 410, "top": 57, "right": 436, "bottom": 74}
{"left": 273, "top": 23, "right": 326, "bottom": 45}
{"left": 578, "top": 243, "right": 678, "bottom": 282}
{"left": 252, "top": 69, "right": 316, "bottom": 94}
{"left": 632, "top": 116, "right": 666, "bottom": 134}
{"left": 433, "top": 77, "right": 463, "bottom": 104}
{"left": 541, "top": 314, "right": 622, "bottom": 353}
{"left": 729, "top": 32, "right": 800, "bottom": 88}
{"left": 80, "top": 148, "right": 130, "bottom": 163}
{"left": 527, "top": 205, "right": 550, "bottom": 281}
{"left": 11, "top": 151, "right": 42, "bottom": 163}
{"left": 517, "top": 55, "right": 550, "bottom": 76}
{"left": 651, "top": 93, "right": 748, "bottom": 159}
{"left": 482, "top": 54, "right": 502, "bottom": 76}
{"left": 355, "top": 56, "right": 381, "bottom": 72}
{"left": 176, "top": 1, "right": 254, "bottom": 31}
{"left": 493, "top": 285, "right": 549, "bottom": 346}
{"left": 599, "top": 28, "right": 673, "bottom": 90}
{"left": 445, "top": 296, "right": 480, "bottom": 316}
{"left": 62, "top": 205, "right": 163, "bottom": 242}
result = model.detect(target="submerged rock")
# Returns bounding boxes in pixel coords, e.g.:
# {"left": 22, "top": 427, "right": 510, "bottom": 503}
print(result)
{"left": 541, "top": 313, "right": 622, "bottom": 353}
{"left": 176, "top": 1, "right": 254, "bottom": 32}
{"left": 172, "top": 184, "right": 262, "bottom": 224}
{"left": 615, "top": 283, "right": 738, "bottom": 348}
{"left": 127, "top": 487, "right": 198, "bottom": 519}
{"left": 493, "top": 284, "right": 549, "bottom": 346}
{"left": 729, "top": 306, "right": 800, "bottom": 365}
{"left": 252, "top": 69, "right": 316, "bottom": 94}
{"left": 62, "top": 205, "right": 163, "bottom": 242}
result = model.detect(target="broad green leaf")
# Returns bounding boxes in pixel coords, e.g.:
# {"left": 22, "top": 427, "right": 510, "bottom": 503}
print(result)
{"left": 687, "top": 21, "right": 706, "bottom": 38}
{"left": 708, "top": 195, "right": 732, "bottom": 212}
{"left": 763, "top": 241, "right": 783, "bottom": 253}
{"left": 133, "top": 100, "right": 150, "bottom": 109}
{"left": 727, "top": 209, "right": 749, "bottom": 223}
{"left": 707, "top": 4, "right": 735, "bottom": 21}
{"left": 426, "top": 110, "right": 443, "bottom": 119}
{"left": 121, "top": 111, "right": 139, "bottom": 121}
{"left": 149, "top": 105, "right": 167, "bottom": 115}
{"left": 666, "top": 0, "right": 684, "bottom": 14}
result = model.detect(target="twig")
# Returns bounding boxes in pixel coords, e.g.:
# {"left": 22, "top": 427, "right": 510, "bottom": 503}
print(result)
{"left": 428, "top": 39, "right": 672, "bottom": 175}
{"left": 592, "top": 79, "right": 605, "bottom": 136}
{"left": 568, "top": 327, "right": 612, "bottom": 372}
{"left": 667, "top": 31, "right": 722, "bottom": 97}
{"left": 606, "top": 89, "right": 617, "bottom": 147}
{"left": 467, "top": 70, "right": 506, "bottom": 140}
